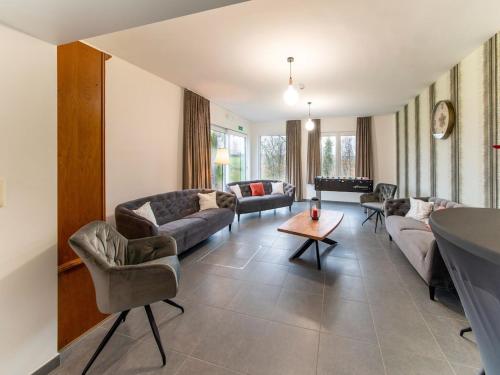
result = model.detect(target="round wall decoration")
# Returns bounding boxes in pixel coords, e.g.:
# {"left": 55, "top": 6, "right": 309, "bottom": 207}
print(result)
{"left": 432, "top": 100, "right": 455, "bottom": 139}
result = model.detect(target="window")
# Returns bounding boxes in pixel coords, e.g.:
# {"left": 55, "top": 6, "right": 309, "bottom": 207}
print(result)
{"left": 320, "top": 133, "right": 356, "bottom": 177}
{"left": 259, "top": 135, "right": 286, "bottom": 180}
{"left": 211, "top": 127, "right": 247, "bottom": 190}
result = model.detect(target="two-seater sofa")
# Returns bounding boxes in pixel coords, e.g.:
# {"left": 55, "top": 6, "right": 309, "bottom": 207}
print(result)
{"left": 226, "top": 180, "right": 295, "bottom": 221}
{"left": 384, "top": 196, "right": 462, "bottom": 300}
{"left": 115, "top": 189, "right": 235, "bottom": 254}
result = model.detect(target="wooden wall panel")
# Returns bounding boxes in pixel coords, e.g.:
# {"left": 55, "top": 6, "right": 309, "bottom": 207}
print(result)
{"left": 57, "top": 41, "right": 107, "bottom": 349}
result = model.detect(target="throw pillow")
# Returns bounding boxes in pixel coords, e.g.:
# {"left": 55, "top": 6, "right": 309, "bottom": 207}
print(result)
{"left": 133, "top": 201, "right": 159, "bottom": 227}
{"left": 271, "top": 181, "right": 284, "bottom": 195}
{"left": 405, "top": 197, "right": 434, "bottom": 222}
{"left": 198, "top": 191, "right": 219, "bottom": 211}
{"left": 229, "top": 184, "right": 243, "bottom": 198}
{"left": 250, "top": 182, "right": 265, "bottom": 196}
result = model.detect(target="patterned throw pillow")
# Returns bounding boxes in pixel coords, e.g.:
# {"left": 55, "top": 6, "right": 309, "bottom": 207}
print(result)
{"left": 271, "top": 182, "right": 284, "bottom": 195}
{"left": 250, "top": 182, "right": 265, "bottom": 196}
{"left": 198, "top": 191, "right": 219, "bottom": 211}
{"left": 229, "top": 184, "right": 243, "bottom": 198}
{"left": 405, "top": 197, "right": 434, "bottom": 222}
{"left": 132, "top": 201, "right": 159, "bottom": 227}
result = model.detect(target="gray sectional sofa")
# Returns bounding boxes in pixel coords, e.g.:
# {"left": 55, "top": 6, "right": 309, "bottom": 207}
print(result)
{"left": 115, "top": 189, "right": 235, "bottom": 254}
{"left": 226, "top": 180, "right": 295, "bottom": 221}
{"left": 385, "top": 196, "right": 462, "bottom": 300}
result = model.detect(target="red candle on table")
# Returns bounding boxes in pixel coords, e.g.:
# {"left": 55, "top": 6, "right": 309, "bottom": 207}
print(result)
{"left": 312, "top": 207, "right": 318, "bottom": 220}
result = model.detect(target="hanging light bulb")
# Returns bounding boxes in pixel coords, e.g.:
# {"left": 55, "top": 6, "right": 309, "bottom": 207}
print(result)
{"left": 283, "top": 57, "right": 299, "bottom": 106}
{"left": 305, "top": 102, "right": 315, "bottom": 131}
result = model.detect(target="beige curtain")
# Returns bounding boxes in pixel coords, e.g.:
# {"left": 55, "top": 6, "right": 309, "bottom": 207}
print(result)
{"left": 183, "top": 89, "right": 211, "bottom": 189}
{"left": 307, "top": 119, "right": 321, "bottom": 184}
{"left": 355, "top": 116, "right": 373, "bottom": 179}
{"left": 286, "top": 120, "right": 303, "bottom": 200}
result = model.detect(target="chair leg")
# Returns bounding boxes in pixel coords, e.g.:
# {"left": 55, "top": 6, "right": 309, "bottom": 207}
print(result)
{"left": 361, "top": 210, "right": 377, "bottom": 226}
{"left": 163, "top": 299, "right": 185, "bottom": 313}
{"left": 460, "top": 326, "right": 472, "bottom": 337}
{"left": 82, "top": 310, "right": 129, "bottom": 375}
{"left": 429, "top": 285, "right": 436, "bottom": 301}
{"left": 144, "top": 305, "right": 166, "bottom": 366}
{"left": 374, "top": 212, "right": 380, "bottom": 232}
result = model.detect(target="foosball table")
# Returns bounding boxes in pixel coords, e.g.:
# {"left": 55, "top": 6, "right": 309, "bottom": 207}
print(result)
{"left": 314, "top": 176, "right": 373, "bottom": 199}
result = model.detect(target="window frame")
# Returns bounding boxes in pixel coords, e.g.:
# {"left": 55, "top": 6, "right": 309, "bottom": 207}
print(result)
{"left": 320, "top": 131, "right": 356, "bottom": 177}
{"left": 258, "top": 134, "right": 287, "bottom": 180}
{"left": 210, "top": 125, "right": 248, "bottom": 188}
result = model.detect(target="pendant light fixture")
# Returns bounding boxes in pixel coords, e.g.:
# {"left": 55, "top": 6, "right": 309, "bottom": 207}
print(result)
{"left": 305, "top": 101, "right": 315, "bottom": 131}
{"left": 283, "top": 57, "right": 299, "bottom": 106}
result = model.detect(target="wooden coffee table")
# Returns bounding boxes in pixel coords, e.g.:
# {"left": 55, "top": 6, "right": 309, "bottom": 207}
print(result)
{"left": 278, "top": 210, "right": 344, "bottom": 270}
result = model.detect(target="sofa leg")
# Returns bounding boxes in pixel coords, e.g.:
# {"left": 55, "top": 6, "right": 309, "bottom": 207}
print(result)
{"left": 229, "top": 224, "right": 232, "bottom": 232}
{"left": 429, "top": 285, "right": 436, "bottom": 301}
{"left": 459, "top": 326, "right": 472, "bottom": 337}
{"left": 274, "top": 209, "right": 276, "bottom": 215}
{"left": 259, "top": 211, "right": 261, "bottom": 217}
{"left": 289, "top": 205, "right": 292, "bottom": 212}
{"left": 238, "top": 214, "right": 240, "bottom": 222}
{"left": 389, "top": 235, "right": 392, "bottom": 242}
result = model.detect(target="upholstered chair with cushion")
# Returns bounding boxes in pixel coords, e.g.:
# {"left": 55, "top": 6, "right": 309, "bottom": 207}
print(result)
{"left": 359, "top": 183, "right": 398, "bottom": 232}
{"left": 68, "top": 221, "right": 184, "bottom": 375}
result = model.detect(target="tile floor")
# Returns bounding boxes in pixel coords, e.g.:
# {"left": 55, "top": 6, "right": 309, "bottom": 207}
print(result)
{"left": 51, "top": 202, "right": 482, "bottom": 375}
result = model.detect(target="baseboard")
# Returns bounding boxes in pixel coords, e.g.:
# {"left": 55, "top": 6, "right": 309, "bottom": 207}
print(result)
{"left": 31, "top": 354, "right": 60, "bottom": 375}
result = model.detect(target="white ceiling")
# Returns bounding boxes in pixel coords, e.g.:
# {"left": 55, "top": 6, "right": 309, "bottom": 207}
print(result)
{"left": 0, "top": 0, "right": 246, "bottom": 44}
{"left": 86, "top": 0, "right": 500, "bottom": 123}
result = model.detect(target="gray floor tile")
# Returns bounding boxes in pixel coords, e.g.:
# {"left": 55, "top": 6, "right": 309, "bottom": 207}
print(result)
{"left": 324, "top": 273, "right": 367, "bottom": 302}
{"left": 226, "top": 281, "right": 281, "bottom": 319}
{"left": 191, "top": 309, "right": 268, "bottom": 373}
{"left": 382, "top": 347, "right": 454, "bottom": 375}
{"left": 246, "top": 321, "right": 319, "bottom": 375}
{"left": 176, "top": 357, "right": 243, "bottom": 375}
{"left": 325, "top": 256, "right": 362, "bottom": 277}
{"left": 317, "top": 333, "right": 385, "bottom": 375}
{"left": 187, "top": 274, "right": 243, "bottom": 308}
{"left": 322, "top": 297, "right": 377, "bottom": 343}
{"left": 283, "top": 266, "right": 325, "bottom": 295}
{"left": 450, "top": 363, "right": 482, "bottom": 375}
{"left": 272, "top": 289, "right": 323, "bottom": 330}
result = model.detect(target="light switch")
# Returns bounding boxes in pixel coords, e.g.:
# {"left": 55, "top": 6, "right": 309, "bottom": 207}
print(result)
{"left": 0, "top": 180, "right": 4, "bottom": 207}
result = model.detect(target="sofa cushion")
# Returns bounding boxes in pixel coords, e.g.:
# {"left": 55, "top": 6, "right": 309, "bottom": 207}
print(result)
{"left": 158, "top": 218, "right": 206, "bottom": 251}
{"left": 386, "top": 215, "right": 431, "bottom": 234}
{"left": 362, "top": 201, "right": 384, "bottom": 211}
{"left": 400, "top": 230, "right": 435, "bottom": 258}
{"left": 185, "top": 208, "right": 234, "bottom": 224}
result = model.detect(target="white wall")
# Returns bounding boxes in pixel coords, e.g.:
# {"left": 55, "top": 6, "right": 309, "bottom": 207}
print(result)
{"left": 0, "top": 24, "right": 57, "bottom": 374}
{"left": 250, "top": 114, "right": 396, "bottom": 202}
{"left": 105, "top": 56, "right": 184, "bottom": 221}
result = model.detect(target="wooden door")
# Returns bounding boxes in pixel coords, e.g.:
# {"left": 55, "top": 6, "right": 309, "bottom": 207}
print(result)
{"left": 57, "top": 41, "right": 107, "bottom": 349}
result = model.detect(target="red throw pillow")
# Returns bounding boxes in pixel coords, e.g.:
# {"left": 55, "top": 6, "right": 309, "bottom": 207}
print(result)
{"left": 250, "top": 182, "right": 265, "bottom": 196}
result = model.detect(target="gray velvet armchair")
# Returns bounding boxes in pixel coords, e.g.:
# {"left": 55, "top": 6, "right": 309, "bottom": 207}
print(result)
{"left": 68, "top": 221, "right": 184, "bottom": 375}
{"left": 359, "top": 183, "right": 397, "bottom": 232}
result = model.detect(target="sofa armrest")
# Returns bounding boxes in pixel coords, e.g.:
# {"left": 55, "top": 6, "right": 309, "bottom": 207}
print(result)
{"left": 127, "top": 235, "right": 177, "bottom": 265}
{"left": 216, "top": 191, "right": 236, "bottom": 210}
{"left": 284, "top": 182, "right": 295, "bottom": 200}
{"left": 360, "top": 192, "right": 379, "bottom": 204}
{"left": 384, "top": 198, "right": 410, "bottom": 217}
{"left": 115, "top": 206, "right": 159, "bottom": 239}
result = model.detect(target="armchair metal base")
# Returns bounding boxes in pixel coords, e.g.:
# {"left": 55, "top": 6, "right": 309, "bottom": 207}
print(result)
{"left": 361, "top": 209, "right": 384, "bottom": 233}
{"left": 82, "top": 301, "right": 185, "bottom": 375}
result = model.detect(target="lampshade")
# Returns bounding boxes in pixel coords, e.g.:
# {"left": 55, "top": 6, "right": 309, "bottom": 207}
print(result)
{"left": 214, "top": 148, "right": 230, "bottom": 165}
{"left": 305, "top": 118, "right": 315, "bottom": 131}
{"left": 283, "top": 84, "right": 299, "bottom": 106}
